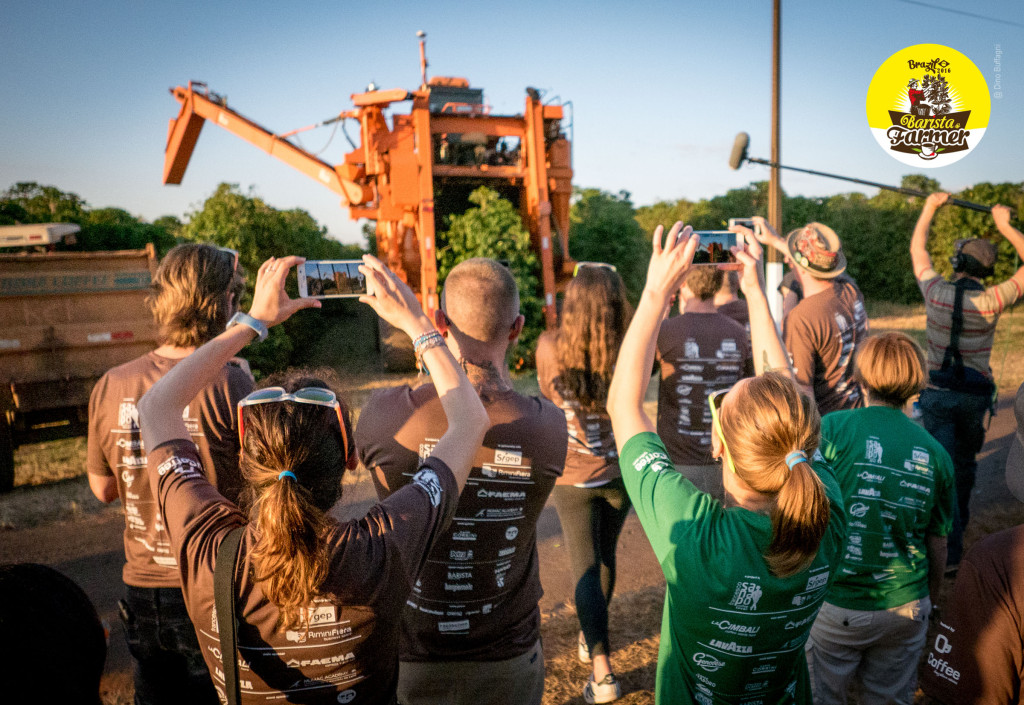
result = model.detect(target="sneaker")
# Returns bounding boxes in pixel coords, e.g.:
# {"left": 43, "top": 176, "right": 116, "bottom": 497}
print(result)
{"left": 577, "top": 631, "right": 591, "bottom": 664}
{"left": 584, "top": 674, "right": 621, "bottom": 704}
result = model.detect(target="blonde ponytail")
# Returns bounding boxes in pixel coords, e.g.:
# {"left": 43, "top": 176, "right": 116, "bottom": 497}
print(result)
{"left": 720, "top": 372, "right": 831, "bottom": 577}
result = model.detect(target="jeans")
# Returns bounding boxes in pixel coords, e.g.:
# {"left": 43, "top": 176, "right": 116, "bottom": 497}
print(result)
{"left": 121, "top": 585, "right": 218, "bottom": 705}
{"left": 805, "top": 598, "right": 931, "bottom": 705}
{"left": 919, "top": 387, "right": 990, "bottom": 565}
{"left": 551, "top": 478, "right": 632, "bottom": 660}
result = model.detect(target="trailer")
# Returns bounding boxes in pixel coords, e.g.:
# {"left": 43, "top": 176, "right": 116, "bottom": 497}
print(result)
{"left": 0, "top": 225, "right": 157, "bottom": 490}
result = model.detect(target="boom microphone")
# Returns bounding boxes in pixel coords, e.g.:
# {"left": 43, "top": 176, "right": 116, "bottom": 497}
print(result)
{"left": 727, "top": 132, "right": 1014, "bottom": 217}
{"left": 729, "top": 132, "right": 750, "bottom": 170}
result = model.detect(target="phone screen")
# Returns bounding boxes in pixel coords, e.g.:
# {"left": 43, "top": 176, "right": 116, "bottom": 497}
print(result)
{"left": 692, "top": 231, "right": 740, "bottom": 267}
{"left": 300, "top": 260, "right": 367, "bottom": 298}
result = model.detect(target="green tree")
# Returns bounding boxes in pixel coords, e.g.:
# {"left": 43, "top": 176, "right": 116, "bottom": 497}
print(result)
{"left": 437, "top": 186, "right": 542, "bottom": 367}
{"left": 181, "top": 183, "right": 363, "bottom": 376}
{"left": 0, "top": 182, "right": 88, "bottom": 223}
{"left": 571, "top": 189, "right": 652, "bottom": 303}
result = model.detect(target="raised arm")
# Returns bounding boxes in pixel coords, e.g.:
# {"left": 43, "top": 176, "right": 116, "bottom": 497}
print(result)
{"left": 728, "top": 227, "right": 795, "bottom": 378}
{"left": 911, "top": 192, "right": 949, "bottom": 280}
{"left": 358, "top": 256, "right": 489, "bottom": 492}
{"left": 993, "top": 204, "right": 1024, "bottom": 266}
{"left": 138, "top": 256, "right": 320, "bottom": 452}
{"left": 750, "top": 216, "right": 791, "bottom": 258}
{"left": 608, "top": 223, "right": 698, "bottom": 447}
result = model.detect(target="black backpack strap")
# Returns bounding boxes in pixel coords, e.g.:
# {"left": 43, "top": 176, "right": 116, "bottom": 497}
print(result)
{"left": 940, "top": 277, "right": 985, "bottom": 380}
{"left": 215, "top": 526, "right": 245, "bottom": 705}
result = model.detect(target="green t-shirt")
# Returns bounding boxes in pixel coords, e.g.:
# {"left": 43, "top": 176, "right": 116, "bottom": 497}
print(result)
{"left": 619, "top": 432, "right": 846, "bottom": 705}
{"left": 819, "top": 406, "right": 954, "bottom": 610}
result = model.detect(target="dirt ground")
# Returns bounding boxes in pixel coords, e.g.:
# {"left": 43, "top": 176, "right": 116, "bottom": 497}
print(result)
{"left": 1, "top": 389, "right": 1020, "bottom": 704}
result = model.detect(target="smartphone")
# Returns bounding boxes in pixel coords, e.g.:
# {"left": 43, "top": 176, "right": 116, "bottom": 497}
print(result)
{"left": 727, "top": 218, "right": 759, "bottom": 234}
{"left": 691, "top": 231, "right": 741, "bottom": 268}
{"left": 297, "top": 260, "right": 367, "bottom": 299}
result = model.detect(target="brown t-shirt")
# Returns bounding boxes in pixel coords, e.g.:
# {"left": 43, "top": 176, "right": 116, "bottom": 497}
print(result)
{"left": 87, "top": 351, "right": 253, "bottom": 588}
{"left": 535, "top": 331, "right": 619, "bottom": 486}
{"left": 919, "top": 524, "right": 1024, "bottom": 704}
{"left": 655, "top": 312, "right": 753, "bottom": 465}
{"left": 783, "top": 279, "right": 869, "bottom": 415}
{"left": 148, "top": 438, "right": 458, "bottom": 705}
{"left": 355, "top": 381, "right": 567, "bottom": 662}
{"left": 716, "top": 299, "right": 750, "bottom": 330}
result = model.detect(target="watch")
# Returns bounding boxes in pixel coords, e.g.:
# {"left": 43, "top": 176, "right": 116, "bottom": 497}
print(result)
{"left": 226, "top": 312, "right": 269, "bottom": 342}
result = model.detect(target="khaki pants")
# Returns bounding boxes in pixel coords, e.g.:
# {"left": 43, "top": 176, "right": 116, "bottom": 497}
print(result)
{"left": 675, "top": 463, "right": 724, "bottom": 501}
{"left": 805, "top": 598, "right": 931, "bottom": 705}
{"left": 397, "top": 639, "right": 545, "bottom": 705}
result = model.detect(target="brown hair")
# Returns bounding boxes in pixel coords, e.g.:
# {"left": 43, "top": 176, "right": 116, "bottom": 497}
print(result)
{"left": 685, "top": 267, "right": 723, "bottom": 301}
{"left": 720, "top": 372, "right": 830, "bottom": 577}
{"left": 556, "top": 267, "right": 632, "bottom": 409}
{"left": 441, "top": 258, "right": 520, "bottom": 346}
{"left": 148, "top": 243, "right": 245, "bottom": 348}
{"left": 854, "top": 332, "right": 926, "bottom": 408}
{"left": 237, "top": 368, "right": 354, "bottom": 630}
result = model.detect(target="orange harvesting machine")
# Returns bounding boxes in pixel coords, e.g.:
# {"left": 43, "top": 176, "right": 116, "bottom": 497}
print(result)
{"left": 163, "top": 34, "right": 574, "bottom": 365}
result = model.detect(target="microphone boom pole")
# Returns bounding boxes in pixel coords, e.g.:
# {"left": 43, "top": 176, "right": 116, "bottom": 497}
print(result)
{"left": 729, "top": 132, "right": 1013, "bottom": 216}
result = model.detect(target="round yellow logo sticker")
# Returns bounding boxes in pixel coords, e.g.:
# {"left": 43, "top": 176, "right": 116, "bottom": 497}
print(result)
{"left": 866, "top": 44, "right": 990, "bottom": 168}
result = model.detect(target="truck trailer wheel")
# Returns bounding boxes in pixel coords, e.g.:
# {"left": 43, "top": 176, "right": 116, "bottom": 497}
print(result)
{"left": 377, "top": 318, "right": 416, "bottom": 372}
{"left": 0, "top": 418, "right": 14, "bottom": 494}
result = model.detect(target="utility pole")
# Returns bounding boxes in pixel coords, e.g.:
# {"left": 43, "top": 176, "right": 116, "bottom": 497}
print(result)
{"left": 766, "top": 0, "right": 784, "bottom": 322}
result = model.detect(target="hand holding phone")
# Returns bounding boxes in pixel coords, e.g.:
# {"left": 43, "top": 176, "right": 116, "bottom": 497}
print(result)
{"left": 297, "top": 260, "right": 368, "bottom": 299}
{"left": 691, "top": 231, "right": 742, "bottom": 269}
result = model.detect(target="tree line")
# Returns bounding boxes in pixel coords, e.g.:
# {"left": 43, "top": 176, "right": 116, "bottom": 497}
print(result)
{"left": 3, "top": 177, "right": 1020, "bottom": 374}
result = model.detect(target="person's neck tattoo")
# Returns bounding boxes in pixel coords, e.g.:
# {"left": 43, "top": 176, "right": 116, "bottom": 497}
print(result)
{"left": 460, "top": 358, "right": 512, "bottom": 400}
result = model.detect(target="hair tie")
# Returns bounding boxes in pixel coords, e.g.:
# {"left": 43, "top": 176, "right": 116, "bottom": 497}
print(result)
{"left": 784, "top": 451, "right": 808, "bottom": 471}
{"left": 277, "top": 470, "right": 297, "bottom": 482}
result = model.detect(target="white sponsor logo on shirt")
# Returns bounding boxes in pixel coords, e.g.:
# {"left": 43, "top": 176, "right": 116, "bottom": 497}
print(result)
{"left": 912, "top": 448, "right": 931, "bottom": 465}
{"left": 693, "top": 652, "right": 727, "bottom": 672}
{"left": 711, "top": 619, "right": 760, "bottom": 636}
{"left": 848, "top": 502, "right": 870, "bottom": 518}
{"left": 337, "top": 690, "right": 357, "bottom": 704}
{"left": 805, "top": 571, "right": 829, "bottom": 591}
{"left": 865, "top": 438, "right": 884, "bottom": 465}
{"left": 727, "top": 581, "right": 763, "bottom": 611}
{"left": 413, "top": 468, "right": 442, "bottom": 507}
{"left": 505, "top": 526, "right": 519, "bottom": 541}
{"left": 494, "top": 448, "right": 523, "bottom": 466}
{"left": 438, "top": 619, "right": 470, "bottom": 632}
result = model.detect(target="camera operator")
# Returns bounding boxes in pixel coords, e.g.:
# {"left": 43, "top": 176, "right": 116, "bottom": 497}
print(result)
{"left": 910, "top": 193, "right": 1024, "bottom": 567}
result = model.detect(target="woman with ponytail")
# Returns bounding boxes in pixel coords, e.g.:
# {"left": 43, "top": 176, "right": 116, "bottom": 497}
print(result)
{"left": 805, "top": 332, "right": 955, "bottom": 705}
{"left": 137, "top": 254, "right": 489, "bottom": 704}
{"left": 535, "top": 264, "right": 632, "bottom": 703}
{"left": 606, "top": 223, "right": 846, "bottom": 705}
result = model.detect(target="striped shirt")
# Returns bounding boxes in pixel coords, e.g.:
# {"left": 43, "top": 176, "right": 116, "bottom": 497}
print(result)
{"left": 917, "top": 267, "right": 1023, "bottom": 377}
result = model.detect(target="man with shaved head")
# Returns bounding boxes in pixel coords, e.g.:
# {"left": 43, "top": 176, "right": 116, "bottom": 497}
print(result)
{"left": 357, "top": 258, "right": 567, "bottom": 705}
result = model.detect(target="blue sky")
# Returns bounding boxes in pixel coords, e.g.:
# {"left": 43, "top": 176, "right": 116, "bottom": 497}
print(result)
{"left": 1, "top": 0, "right": 1020, "bottom": 244}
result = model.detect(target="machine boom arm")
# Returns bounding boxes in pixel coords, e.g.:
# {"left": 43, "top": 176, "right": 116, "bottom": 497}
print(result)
{"left": 163, "top": 84, "right": 370, "bottom": 205}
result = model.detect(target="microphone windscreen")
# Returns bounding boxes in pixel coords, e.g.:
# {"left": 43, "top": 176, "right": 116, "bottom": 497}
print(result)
{"left": 728, "top": 132, "right": 750, "bottom": 170}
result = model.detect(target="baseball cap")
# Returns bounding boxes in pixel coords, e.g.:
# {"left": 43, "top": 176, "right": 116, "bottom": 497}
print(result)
{"left": 785, "top": 223, "right": 847, "bottom": 279}
{"left": 1007, "top": 381, "right": 1024, "bottom": 503}
{"left": 958, "top": 238, "right": 998, "bottom": 270}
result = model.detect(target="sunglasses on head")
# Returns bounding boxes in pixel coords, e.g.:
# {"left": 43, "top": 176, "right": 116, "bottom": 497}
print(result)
{"left": 237, "top": 387, "right": 348, "bottom": 458}
{"left": 572, "top": 261, "right": 617, "bottom": 277}
{"left": 215, "top": 246, "right": 240, "bottom": 274}
{"left": 708, "top": 389, "right": 738, "bottom": 475}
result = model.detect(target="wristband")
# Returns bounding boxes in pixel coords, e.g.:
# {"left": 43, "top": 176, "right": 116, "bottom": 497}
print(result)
{"left": 412, "top": 331, "right": 445, "bottom": 357}
{"left": 226, "top": 312, "right": 269, "bottom": 342}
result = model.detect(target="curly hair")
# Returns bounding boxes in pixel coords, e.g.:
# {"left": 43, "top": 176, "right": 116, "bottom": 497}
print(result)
{"left": 237, "top": 368, "right": 354, "bottom": 631}
{"left": 147, "top": 243, "right": 245, "bottom": 348}
{"left": 555, "top": 267, "right": 632, "bottom": 410}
